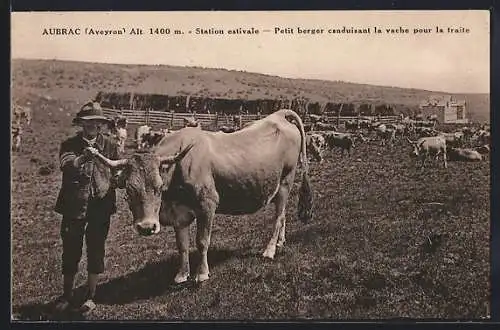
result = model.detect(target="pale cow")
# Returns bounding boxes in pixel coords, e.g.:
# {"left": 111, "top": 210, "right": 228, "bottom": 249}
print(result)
{"left": 90, "top": 109, "right": 314, "bottom": 284}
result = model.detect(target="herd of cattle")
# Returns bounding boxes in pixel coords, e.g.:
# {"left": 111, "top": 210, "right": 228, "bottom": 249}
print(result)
{"left": 303, "top": 115, "right": 490, "bottom": 167}
{"left": 111, "top": 113, "right": 491, "bottom": 170}
{"left": 10, "top": 103, "right": 491, "bottom": 170}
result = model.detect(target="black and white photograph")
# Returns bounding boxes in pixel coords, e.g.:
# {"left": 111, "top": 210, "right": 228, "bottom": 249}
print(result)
{"left": 10, "top": 10, "right": 490, "bottom": 321}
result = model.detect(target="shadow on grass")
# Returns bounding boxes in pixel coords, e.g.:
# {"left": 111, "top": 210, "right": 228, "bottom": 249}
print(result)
{"left": 12, "top": 301, "right": 88, "bottom": 321}
{"left": 13, "top": 248, "right": 241, "bottom": 320}
{"left": 94, "top": 247, "right": 240, "bottom": 305}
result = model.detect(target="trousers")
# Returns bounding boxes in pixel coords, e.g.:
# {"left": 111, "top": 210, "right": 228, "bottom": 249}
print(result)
{"left": 60, "top": 205, "right": 111, "bottom": 275}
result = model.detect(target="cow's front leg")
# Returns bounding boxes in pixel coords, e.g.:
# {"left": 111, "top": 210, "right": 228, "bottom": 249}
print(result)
{"left": 195, "top": 196, "right": 218, "bottom": 283}
{"left": 174, "top": 224, "right": 191, "bottom": 284}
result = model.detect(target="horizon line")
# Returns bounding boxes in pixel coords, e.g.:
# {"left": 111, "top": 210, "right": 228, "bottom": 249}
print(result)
{"left": 11, "top": 56, "right": 490, "bottom": 96}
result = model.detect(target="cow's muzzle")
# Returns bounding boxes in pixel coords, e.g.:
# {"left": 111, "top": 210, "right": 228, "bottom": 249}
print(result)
{"left": 136, "top": 220, "right": 161, "bottom": 236}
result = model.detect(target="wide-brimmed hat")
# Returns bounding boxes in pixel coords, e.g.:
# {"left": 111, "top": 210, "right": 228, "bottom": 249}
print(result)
{"left": 73, "top": 102, "right": 110, "bottom": 125}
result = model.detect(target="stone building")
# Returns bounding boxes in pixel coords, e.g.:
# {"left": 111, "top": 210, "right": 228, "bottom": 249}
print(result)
{"left": 419, "top": 96, "right": 468, "bottom": 124}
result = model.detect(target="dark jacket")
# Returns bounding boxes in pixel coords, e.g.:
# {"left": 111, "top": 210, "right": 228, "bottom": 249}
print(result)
{"left": 55, "top": 132, "right": 119, "bottom": 219}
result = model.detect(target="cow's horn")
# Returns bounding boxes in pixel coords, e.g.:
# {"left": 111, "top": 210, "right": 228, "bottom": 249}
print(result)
{"left": 94, "top": 153, "right": 129, "bottom": 168}
{"left": 159, "top": 144, "right": 194, "bottom": 164}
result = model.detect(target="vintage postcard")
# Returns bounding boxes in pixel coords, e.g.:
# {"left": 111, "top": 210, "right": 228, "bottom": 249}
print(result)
{"left": 11, "top": 10, "right": 490, "bottom": 321}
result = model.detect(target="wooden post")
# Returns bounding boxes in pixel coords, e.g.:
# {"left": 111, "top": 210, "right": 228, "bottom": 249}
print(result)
{"left": 186, "top": 95, "right": 190, "bottom": 112}
{"left": 129, "top": 92, "right": 134, "bottom": 110}
{"left": 337, "top": 103, "right": 343, "bottom": 127}
{"left": 170, "top": 111, "right": 174, "bottom": 129}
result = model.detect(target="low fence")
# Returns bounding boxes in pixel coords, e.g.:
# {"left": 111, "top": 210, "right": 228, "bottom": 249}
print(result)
{"left": 102, "top": 108, "right": 400, "bottom": 131}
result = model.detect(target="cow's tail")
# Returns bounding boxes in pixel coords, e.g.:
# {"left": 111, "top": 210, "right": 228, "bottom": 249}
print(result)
{"left": 279, "top": 109, "right": 313, "bottom": 223}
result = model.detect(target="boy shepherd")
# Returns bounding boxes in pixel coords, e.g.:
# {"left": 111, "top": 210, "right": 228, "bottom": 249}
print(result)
{"left": 54, "top": 102, "right": 119, "bottom": 314}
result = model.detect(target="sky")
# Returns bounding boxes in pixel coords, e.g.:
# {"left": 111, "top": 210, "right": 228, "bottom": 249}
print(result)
{"left": 11, "top": 10, "right": 490, "bottom": 94}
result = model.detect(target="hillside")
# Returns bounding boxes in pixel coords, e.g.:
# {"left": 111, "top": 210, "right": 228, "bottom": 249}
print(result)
{"left": 11, "top": 59, "right": 490, "bottom": 123}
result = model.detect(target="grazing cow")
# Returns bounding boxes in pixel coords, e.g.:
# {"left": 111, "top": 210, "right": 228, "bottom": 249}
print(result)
{"left": 219, "top": 125, "right": 237, "bottom": 133}
{"left": 90, "top": 109, "right": 313, "bottom": 284}
{"left": 447, "top": 148, "right": 483, "bottom": 162}
{"left": 135, "top": 125, "right": 152, "bottom": 150}
{"left": 324, "top": 131, "right": 355, "bottom": 156}
{"left": 314, "top": 121, "right": 337, "bottom": 131}
{"left": 407, "top": 136, "right": 448, "bottom": 168}
{"left": 306, "top": 132, "right": 326, "bottom": 162}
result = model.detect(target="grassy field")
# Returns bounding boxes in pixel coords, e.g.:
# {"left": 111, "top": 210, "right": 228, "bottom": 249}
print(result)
{"left": 11, "top": 59, "right": 490, "bottom": 320}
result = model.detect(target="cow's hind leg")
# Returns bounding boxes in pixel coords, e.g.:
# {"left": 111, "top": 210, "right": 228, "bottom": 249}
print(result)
{"left": 263, "top": 184, "right": 290, "bottom": 259}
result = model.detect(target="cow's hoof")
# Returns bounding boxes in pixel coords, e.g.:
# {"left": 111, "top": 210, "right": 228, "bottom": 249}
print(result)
{"left": 174, "top": 273, "right": 190, "bottom": 284}
{"left": 195, "top": 273, "right": 209, "bottom": 283}
{"left": 262, "top": 248, "right": 275, "bottom": 259}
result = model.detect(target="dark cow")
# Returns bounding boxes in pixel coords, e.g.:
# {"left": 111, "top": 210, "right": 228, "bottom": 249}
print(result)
{"left": 219, "top": 125, "right": 237, "bottom": 133}
{"left": 324, "top": 131, "right": 355, "bottom": 156}
{"left": 90, "top": 109, "right": 313, "bottom": 284}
